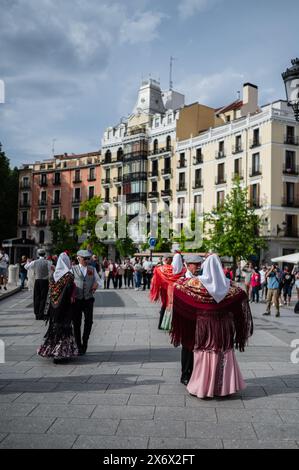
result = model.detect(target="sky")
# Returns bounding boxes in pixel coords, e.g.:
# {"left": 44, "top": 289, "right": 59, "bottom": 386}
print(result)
{"left": 0, "top": 0, "right": 299, "bottom": 167}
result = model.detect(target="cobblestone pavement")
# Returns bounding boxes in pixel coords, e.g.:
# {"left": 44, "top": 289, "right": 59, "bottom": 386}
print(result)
{"left": 1, "top": 288, "right": 299, "bottom": 449}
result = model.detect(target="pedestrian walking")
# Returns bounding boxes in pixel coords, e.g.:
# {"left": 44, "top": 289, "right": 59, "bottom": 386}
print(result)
{"left": 37, "top": 252, "right": 78, "bottom": 364}
{"left": 0, "top": 249, "right": 9, "bottom": 291}
{"left": 72, "top": 250, "right": 102, "bottom": 355}
{"left": 250, "top": 267, "right": 261, "bottom": 303}
{"left": 263, "top": 264, "right": 281, "bottom": 317}
{"left": 281, "top": 266, "right": 295, "bottom": 306}
{"left": 25, "top": 249, "right": 51, "bottom": 320}
{"left": 142, "top": 256, "right": 153, "bottom": 290}
{"left": 171, "top": 254, "right": 253, "bottom": 398}
{"left": 19, "top": 255, "right": 28, "bottom": 289}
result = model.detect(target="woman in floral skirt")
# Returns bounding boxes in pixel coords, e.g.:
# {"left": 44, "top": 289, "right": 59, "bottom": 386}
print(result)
{"left": 37, "top": 252, "right": 78, "bottom": 364}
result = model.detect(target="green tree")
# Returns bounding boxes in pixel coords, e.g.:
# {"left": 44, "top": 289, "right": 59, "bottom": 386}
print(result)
{"left": 115, "top": 215, "right": 138, "bottom": 258}
{"left": 76, "top": 195, "right": 107, "bottom": 256}
{"left": 203, "top": 177, "right": 267, "bottom": 274}
{"left": 49, "top": 216, "right": 78, "bottom": 255}
{"left": 173, "top": 209, "right": 203, "bottom": 252}
{"left": 0, "top": 144, "right": 18, "bottom": 244}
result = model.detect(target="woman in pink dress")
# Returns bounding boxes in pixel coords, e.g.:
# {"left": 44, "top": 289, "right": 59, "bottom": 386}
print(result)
{"left": 171, "top": 254, "right": 253, "bottom": 399}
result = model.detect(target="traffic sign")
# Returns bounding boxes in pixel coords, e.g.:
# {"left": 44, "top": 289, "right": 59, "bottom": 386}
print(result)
{"left": 149, "top": 237, "right": 157, "bottom": 248}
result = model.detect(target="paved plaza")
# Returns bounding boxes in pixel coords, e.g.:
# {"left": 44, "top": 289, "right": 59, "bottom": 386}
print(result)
{"left": 1, "top": 288, "right": 299, "bottom": 449}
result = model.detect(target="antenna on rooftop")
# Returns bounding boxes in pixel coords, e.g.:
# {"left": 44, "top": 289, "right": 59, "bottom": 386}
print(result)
{"left": 169, "top": 56, "right": 176, "bottom": 90}
{"left": 52, "top": 139, "right": 57, "bottom": 157}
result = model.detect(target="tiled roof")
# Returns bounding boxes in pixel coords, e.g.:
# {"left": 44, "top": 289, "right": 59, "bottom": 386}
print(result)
{"left": 216, "top": 100, "right": 243, "bottom": 115}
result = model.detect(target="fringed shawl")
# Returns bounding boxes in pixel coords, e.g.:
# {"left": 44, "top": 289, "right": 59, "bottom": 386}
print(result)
{"left": 49, "top": 272, "right": 75, "bottom": 308}
{"left": 171, "top": 278, "right": 253, "bottom": 353}
{"left": 150, "top": 264, "right": 186, "bottom": 310}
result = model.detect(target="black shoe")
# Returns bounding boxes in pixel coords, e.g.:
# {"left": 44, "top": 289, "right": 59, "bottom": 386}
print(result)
{"left": 3, "top": 286, "right": 7, "bottom": 291}
{"left": 81, "top": 343, "right": 87, "bottom": 354}
{"left": 180, "top": 377, "right": 189, "bottom": 386}
{"left": 262, "top": 312, "right": 270, "bottom": 316}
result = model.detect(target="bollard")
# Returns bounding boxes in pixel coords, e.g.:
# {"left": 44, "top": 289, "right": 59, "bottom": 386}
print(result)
{"left": 8, "top": 264, "right": 19, "bottom": 286}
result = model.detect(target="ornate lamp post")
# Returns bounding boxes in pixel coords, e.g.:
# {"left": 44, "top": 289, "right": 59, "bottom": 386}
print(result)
{"left": 282, "top": 58, "right": 299, "bottom": 121}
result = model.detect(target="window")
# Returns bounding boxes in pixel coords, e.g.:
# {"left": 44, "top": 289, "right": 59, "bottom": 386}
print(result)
{"left": 153, "top": 139, "right": 158, "bottom": 154}
{"left": 285, "top": 150, "right": 295, "bottom": 171}
{"left": 166, "top": 135, "right": 171, "bottom": 151}
{"left": 235, "top": 135, "right": 242, "bottom": 151}
{"left": 89, "top": 186, "right": 95, "bottom": 199}
{"left": 53, "top": 209, "right": 59, "bottom": 219}
{"left": 54, "top": 172, "right": 60, "bottom": 184}
{"left": 152, "top": 160, "right": 158, "bottom": 175}
{"left": 165, "top": 179, "right": 170, "bottom": 191}
{"left": 167, "top": 115, "right": 172, "bottom": 125}
{"left": 152, "top": 181, "right": 158, "bottom": 192}
{"left": 117, "top": 167, "right": 122, "bottom": 179}
{"left": 195, "top": 148, "right": 202, "bottom": 163}
{"left": 40, "top": 210, "right": 46, "bottom": 222}
{"left": 252, "top": 128, "right": 260, "bottom": 146}
{"left": 23, "top": 177, "right": 29, "bottom": 188}
{"left": 21, "top": 230, "right": 27, "bottom": 239}
{"left": 117, "top": 148, "right": 123, "bottom": 161}
{"left": 250, "top": 183, "right": 260, "bottom": 207}
{"left": 155, "top": 118, "right": 159, "bottom": 128}
{"left": 105, "top": 169, "right": 110, "bottom": 180}
{"left": 89, "top": 167, "right": 95, "bottom": 180}
{"left": 74, "top": 188, "right": 81, "bottom": 201}
{"left": 177, "top": 197, "right": 185, "bottom": 217}
{"left": 105, "top": 188, "right": 110, "bottom": 201}
{"left": 39, "top": 230, "right": 45, "bottom": 244}
{"left": 252, "top": 153, "right": 260, "bottom": 174}
{"left": 234, "top": 158, "right": 241, "bottom": 176}
{"left": 179, "top": 172, "right": 186, "bottom": 190}
{"left": 194, "top": 195, "right": 202, "bottom": 215}
{"left": 285, "top": 214, "right": 297, "bottom": 237}
{"left": 73, "top": 207, "right": 80, "bottom": 222}
{"left": 41, "top": 173, "right": 47, "bottom": 185}
{"left": 217, "top": 163, "right": 225, "bottom": 183}
{"left": 22, "top": 193, "right": 28, "bottom": 204}
{"left": 117, "top": 186, "right": 121, "bottom": 196}
{"left": 217, "top": 191, "right": 225, "bottom": 207}
{"left": 54, "top": 190, "right": 60, "bottom": 204}
{"left": 285, "top": 182, "right": 295, "bottom": 204}
{"left": 105, "top": 150, "right": 111, "bottom": 163}
{"left": 74, "top": 169, "right": 81, "bottom": 182}
{"left": 226, "top": 115, "right": 231, "bottom": 122}
{"left": 22, "top": 211, "right": 28, "bottom": 225}
{"left": 164, "top": 157, "right": 171, "bottom": 172}
{"left": 286, "top": 126, "right": 295, "bottom": 144}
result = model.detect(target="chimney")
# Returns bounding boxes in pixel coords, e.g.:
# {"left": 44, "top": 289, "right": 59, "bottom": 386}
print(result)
{"left": 241, "top": 83, "right": 258, "bottom": 115}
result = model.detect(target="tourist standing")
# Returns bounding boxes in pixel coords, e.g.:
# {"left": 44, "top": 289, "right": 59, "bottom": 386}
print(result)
{"left": 281, "top": 266, "right": 295, "bottom": 306}
{"left": 25, "top": 249, "right": 51, "bottom": 320}
{"left": 142, "top": 256, "right": 153, "bottom": 290}
{"left": 19, "top": 255, "right": 28, "bottom": 289}
{"left": 263, "top": 264, "right": 281, "bottom": 317}
{"left": 250, "top": 267, "right": 261, "bottom": 303}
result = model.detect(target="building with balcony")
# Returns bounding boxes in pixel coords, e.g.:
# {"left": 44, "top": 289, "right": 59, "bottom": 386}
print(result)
{"left": 18, "top": 151, "right": 101, "bottom": 253}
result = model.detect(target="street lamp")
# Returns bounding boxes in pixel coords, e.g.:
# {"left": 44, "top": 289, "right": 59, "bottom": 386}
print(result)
{"left": 282, "top": 58, "right": 299, "bottom": 121}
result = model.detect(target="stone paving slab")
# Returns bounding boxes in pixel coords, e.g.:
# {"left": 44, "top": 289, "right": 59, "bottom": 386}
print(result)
{"left": 0, "top": 433, "right": 77, "bottom": 449}
{"left": 0, "top": 403, "right": 38, "bottom": 417}
{"left": 116, "top": 419, "right": 185, "bottom": 438}
{"left": 70, "top": 393, "right": 130, "bottom": 406}
{"left": 149, "top": 438, "right": 223, "bottom": 449}
{"left": 29, "top": 404, "right": 96, "bottom": 418}
{"left": 187, "top": 422, "right": 256, "bottom": 440}
{"left": 127, "top": 394, "right": 185, "bottom": 407}
{"left": 47, "top": 417, "right": 119, "bottom": 436}
{"left": 253, "top": 423, "right": 299, "bottom": 440}
{"left": 216, "top": 408, "right": 283, "bottom": 424}
{"left": 72, "top": 436, "right": 148, "bottom": 449}
{"left": 91, "top": 405, "right": 155, "bottom": 420}
{"left": 222, "top": 439, "right": 299, "bottom": 449}
{"left": 0, "top": 417, "right": 56, "bottom": 434}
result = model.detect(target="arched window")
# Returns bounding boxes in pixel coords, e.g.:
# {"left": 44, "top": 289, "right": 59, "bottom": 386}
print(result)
{"left": 39, "top": 230, "right": 45, "bottom": 244}
{"left": 117, "top": 147, "right": 123, "bottom": 162}
{"left": 105, "top": 150, "right": 111, "bottom": 164}
{"left": 166, "top": 135, "right": 171, "bottom": 151}
{"left": 153, "top": 139, "right": 158, "bottom": 155}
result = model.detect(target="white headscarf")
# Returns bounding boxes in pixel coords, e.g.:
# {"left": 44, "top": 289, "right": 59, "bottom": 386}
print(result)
{"left": 53, "top": 252, "right": 72, "bottom": 283}
{"left": 198, "top": 254, "right": 230, "bottom": 303}
{"left": 172, "top": 252, "right": 184, "bottom": 274}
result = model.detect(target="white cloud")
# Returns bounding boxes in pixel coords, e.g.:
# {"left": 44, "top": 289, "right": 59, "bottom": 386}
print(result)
{"left": 178, "top": 0, "right": 221, "bottom": 19}
{"left": 120, "top": 11, "right": 165, "bottom": 44}
{"left": 176, "top": 69, "right": 245, "bottom": 107}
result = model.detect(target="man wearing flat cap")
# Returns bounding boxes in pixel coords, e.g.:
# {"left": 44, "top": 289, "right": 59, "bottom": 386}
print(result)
{"left": 179, "top": 253, "right": 203, "bottom": 385}
{"left": 72, "top": 250, "right": 102, "bottom": 355}
{"left": 25, "top": 249, "right": 51, "bottom": 320}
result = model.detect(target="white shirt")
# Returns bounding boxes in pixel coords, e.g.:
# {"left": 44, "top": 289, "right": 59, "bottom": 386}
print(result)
{"left": 185, "top": 269, "right": 196, "bottom": 279}
{"left": 24, "top": 257, "right": 51, "bottom": 273}
{"left": 259, "top": 270, "right": 266, "bottom": 284}
{"left": 143, "top": 260, "right": 153, "bottom": 272}
{"left": 78, "top": 264, "right": 102, "bottom": 289}
{"left": 0, "top": 253, "right": 9, "bottom": 269}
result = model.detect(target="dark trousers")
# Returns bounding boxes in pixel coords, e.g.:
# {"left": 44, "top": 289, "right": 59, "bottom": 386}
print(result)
{"left": 107, "top": 272, "right": 115, "bottom": 289}
{"left": 73, "top": 298, "right": 94, "bottom": 349}
{"left": 181, "top": 347, "right": 194, "bottom": 380}
{"left": 116, "top": 275, "right": 122, "bottom": 289}
{"left": 33, "top": 279, "right": 49, "bottom": 319}
{"left": 143, "top": 272, "right": 152, "bottom": 290}
{"left": 127, "top": 273, "right": 134, "bottom": 288}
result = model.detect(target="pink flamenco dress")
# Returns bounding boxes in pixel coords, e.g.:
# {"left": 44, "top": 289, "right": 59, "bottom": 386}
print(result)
{"left": 171, "top": 278, "right": 253, "bottom": 399}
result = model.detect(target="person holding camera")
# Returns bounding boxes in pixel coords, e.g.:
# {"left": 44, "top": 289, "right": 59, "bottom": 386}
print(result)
{"left": 263, "top": 264, "right": 281, "bottom": 317}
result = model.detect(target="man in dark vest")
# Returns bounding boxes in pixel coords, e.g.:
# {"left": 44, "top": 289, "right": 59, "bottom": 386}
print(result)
{"left": 72, "top": 250, "right": 101, "bottom": 355}
{"left": 25, "top": 249, "right": 50, "bottom": 320}
{"left": 180, "top": 254, "right": 203, "bottom": 385}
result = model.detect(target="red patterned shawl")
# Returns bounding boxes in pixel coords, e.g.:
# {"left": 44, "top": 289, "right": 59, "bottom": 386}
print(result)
{"left": 171, "top": 278, "right": 253, "bottom": 353}
{"left": 150, "top": 264, "right": 186, "bottom": 310}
